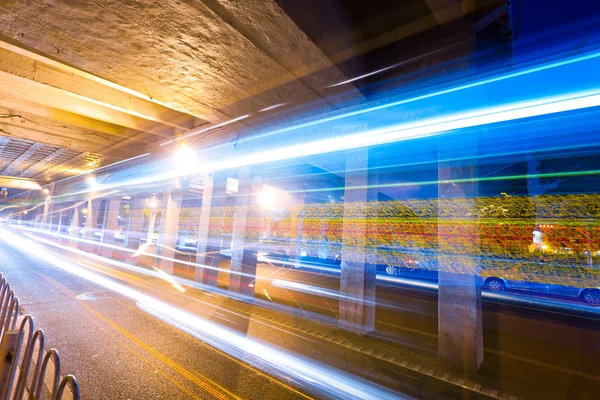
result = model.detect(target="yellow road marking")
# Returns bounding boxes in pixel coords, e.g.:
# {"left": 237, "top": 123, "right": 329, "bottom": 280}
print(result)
{"left": 36, "top": 271, "right": 238, "bottom": 400}
{"left": 48, "top": 259, "right": 314, "bottom": 400}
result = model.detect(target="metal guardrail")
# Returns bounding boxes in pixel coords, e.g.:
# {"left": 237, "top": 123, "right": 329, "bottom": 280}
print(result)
{"left": 0, "top": 273, "right": 80, "bottom": 399}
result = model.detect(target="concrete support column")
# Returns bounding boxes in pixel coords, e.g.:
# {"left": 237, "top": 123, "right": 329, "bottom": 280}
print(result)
{"left": 56, "top": 207, "right": 66, "bottom": 233}
{"left": 288, "top": 194, "right": 306, "bottom": 268}
{"left": 101, "top": 198, "right": 122, "bottom": 258}
{"left": 69, "top": 205, "right": 81, "bottom": 247}
{"left": 126, "top": 196, "right": 147, "bottom": 264}
{"left": 47, "top": 208, "right": 55, "bottom": 231}
{"left": 83, "top": 198, "right": 101, "bottom": 252}
{"left": 47, "top": 205, "right": 56, "bottom": 231}
{"left": 40, "top": 199, "right": 51, "bottom": 229}
{"left": 437, "top": 136, "right": 483, "bottom": 372}
{"left": 40, "top": 184, "right": 54, "bottom": 229}
{"left": 339, "top": 149, "right": 377, "bottom": 334}
{"left": 195, "top": 172, "right": 227, "bottom": 286}
{"left": 229, "top": 167, "right": 260, "bottom": 297}
{"left": 147, "top": 212, "right": 157, "bottom": 243}
{"left": 157, "top": 189, "right": 184, "bottom": 274}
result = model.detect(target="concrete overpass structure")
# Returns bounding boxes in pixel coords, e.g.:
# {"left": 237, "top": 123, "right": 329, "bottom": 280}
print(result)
{"left": 0, "top": 0, "right": 513, "bottom": 373}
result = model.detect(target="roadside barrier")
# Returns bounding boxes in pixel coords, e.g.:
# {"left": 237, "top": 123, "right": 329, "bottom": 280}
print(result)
{"left": 0, "top": 273, "right": 80, "bottom": 400}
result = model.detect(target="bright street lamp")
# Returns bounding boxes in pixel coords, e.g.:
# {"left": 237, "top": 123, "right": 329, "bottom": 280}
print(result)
{"left": 174, "top": 143, "right": 197, "bottom": 170}
{"left": 86, "top": 175, "right": 98, "bottom": 190}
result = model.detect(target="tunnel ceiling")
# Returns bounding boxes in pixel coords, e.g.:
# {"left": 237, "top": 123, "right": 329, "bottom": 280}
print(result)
{"left": 0, "top": 0, "right": 495, "bottom": 185}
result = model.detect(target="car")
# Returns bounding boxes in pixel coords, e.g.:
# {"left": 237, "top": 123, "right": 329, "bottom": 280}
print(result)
{"left": 380, "top": 259, "right": 600, "bottom": 306}
{"left": 258, "top": 249, "right": 290, "bottom": 263}
{"left": 481, "top": 275, "right": 600, "bottom": 306}
{"left": 176, "top": 232, "right": 198, "bottom": 252}
{"left": 114, "top": 227, "right": 126, "bottom": 242}
{"left": 216, "top": 247, "right": 290, "bottom": 264}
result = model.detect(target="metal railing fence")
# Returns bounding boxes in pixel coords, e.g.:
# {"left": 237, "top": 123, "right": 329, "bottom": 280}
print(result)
{"left": 0, "top": 273, "right": 80, "bottom": 399}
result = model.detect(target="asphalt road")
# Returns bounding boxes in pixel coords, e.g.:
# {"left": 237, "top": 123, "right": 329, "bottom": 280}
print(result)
{"left": 175, "top": 254, "right": 600, "bottom": 399}
{"left": 1, "top": 225, "right": 599, "bottom": 399}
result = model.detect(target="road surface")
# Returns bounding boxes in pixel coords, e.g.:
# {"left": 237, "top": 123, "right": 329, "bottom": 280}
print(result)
{"left": 1, "top": 225, "right": 599, "bottom": 399}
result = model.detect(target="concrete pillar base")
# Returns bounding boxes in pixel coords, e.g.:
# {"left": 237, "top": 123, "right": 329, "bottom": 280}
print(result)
{"left": 101, "top": 198, "right": 122, "bottom": 259}
{"left": 195, "top": 172, "right": 227, "bottom": 287}
{"left": 338, "top": 149, "right": 377, "bottom": 334}
{"left": 438, "top": 271, "right": 483, "bottom": 372}
{"left": 228, "top": 248, "right": 257, "bottom": 298}
{"left": 125, "top": 196, "right": 147, "bottom": 265}
{"left": 339, "top": 260, "right": 376, "bottom": 334}
{"left": 228, "top": 167, "right": 259, "bottom": 298}
{"left": 196, "top": 244, "right": 221, "bottom": 286}
{"left": 157, "top": 190, "right": 183, "bottom": 275}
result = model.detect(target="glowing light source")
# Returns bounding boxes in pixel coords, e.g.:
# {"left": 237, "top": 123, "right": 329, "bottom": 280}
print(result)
{"left": 147, "top": 197, "right": 158, "bottom": 208}
{"left": 42, "top": 188, "right": 50, "bottom": 194}
{"left": 257, "top": 185, "right": 287, "bottom": 209}
{"left": 174, "top": 143, "right": 197, "bottom": 170}
{"left": 258, "top": 189, "right": 275, "bottom": 209}
{"left": 86, "top": 176, "right": 97, "bottom": 188}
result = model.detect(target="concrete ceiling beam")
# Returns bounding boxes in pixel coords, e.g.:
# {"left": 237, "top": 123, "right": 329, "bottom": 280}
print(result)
{"left": 0, "top": 112, "right": 120, "bottom": 147}
{"left": 0, "top": 97, "right": 154, "bottom": 144}
{"left": 0, "top": 175, "right": 41, "bottom": 190}
{"left": 0, "top": 42, "right": 196, "bottom": 130}
{"left": 0, "top": 72, "right": 175, "bottom": 138}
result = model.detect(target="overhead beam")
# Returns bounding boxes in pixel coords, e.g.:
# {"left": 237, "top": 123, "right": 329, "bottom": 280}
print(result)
{"left": 0, "top": 120, "right": 138, "bottom": 156}
{"left": 0, "top": 97, "right": 153, "bottom": 144}
{"left": 0, "top": 175, "right": 41, "bottom": 190}
{"left": 0, "top": 72, "right": 175, "bottom": 138}
{"left": 0, "top": 42, "right": 195, "bottom": 130}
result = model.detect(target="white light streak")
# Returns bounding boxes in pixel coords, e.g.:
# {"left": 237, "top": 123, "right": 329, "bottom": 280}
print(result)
{"left": 259, "top": 103, "right": 287, "bottom": 112}
{"left": 329, "top": 63, "right": 401, "bottom": 87}
{"left": 151, "top": 266, "right": 186, "bottom": 293}
{"left": 1, "top": 227, "right": 402, "bottom": 399}
{"left": 328, "top": 39, "right": 471, "bottom": 88}
{"left": 161, "top": 115, "right": 250, "bottom": 146}
{"left": 272, "top": 279, "right": 342, "bottom": 299}
{"left": 264, "top": 49, "right": 600, "bottom": 140}
{"left": 16, "top": 225, "right": 258, "bottom": 282}
{"left": 263, "top": 289, "right": 273, "bottom": 301}
{"left": 67, "top": 87, "right": 600, "bottom": 198}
